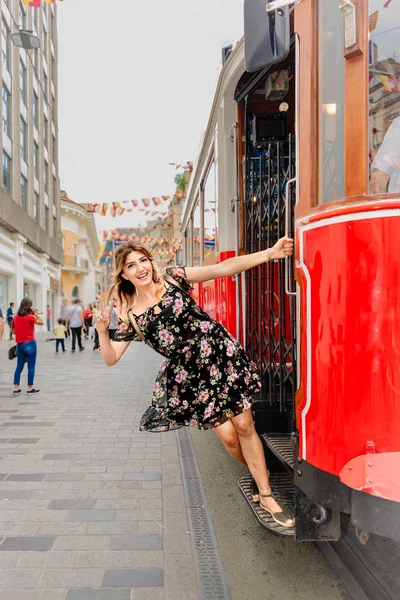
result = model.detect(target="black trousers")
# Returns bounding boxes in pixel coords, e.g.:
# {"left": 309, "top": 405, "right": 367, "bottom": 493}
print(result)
{"left": 70, "top": 326, "right": 83, "bottom": 351}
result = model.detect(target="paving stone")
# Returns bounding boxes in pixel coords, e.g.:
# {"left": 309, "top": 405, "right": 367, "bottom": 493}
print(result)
{"left": 10, "top": 416, "right": 36, "bottom": 420}
{"left": 45, "top": 474, "right": 84, "bottom": 481}
{"left": 5, "top": 474, "right": 46, "bottom": 481}
{"left": 75, "top": 550, "right": 135, "bottom": 568}
{"left": 67, "top": 510, "right": 114, "bottom": 522}
{"left": 0, "top": 569, "right": 42, "bottom": 587}
{"left": 123, "top": 474, "right": 161, "bottom": 481}
{"left": 7, "top": 439, "right": 40, "bottom": 444}
{"left": 0, "top": 536, "right": 56, "bottom": 551}
{"left": 110, "top": 536, "right": 162, "bottom": 551}
{"left": 163, "top": 553, "right": 199, "bottom": 600}
{"left": 52, "top": 536, "right": 110, "bottom": 550}
{"left": 37, "top": 568, "right": 103, "bottom": 588}
{"left": 131, "top": 589, "right": 164, "bottom": 600}
{"left": 66, "top": 591, "right": 130, "bottom": 600}
{"left": 17, "top": 550, "right": 79, "bottom": 568}
{"left": 48, "top": 500, "right": 95, "bottom": 510}
{"left": 102, "top": 569, "right": 163, "bottom": 588}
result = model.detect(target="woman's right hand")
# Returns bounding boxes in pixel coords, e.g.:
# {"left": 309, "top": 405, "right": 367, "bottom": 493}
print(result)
{"left": 95, "top": 297, "right": 111, "bottom": 333}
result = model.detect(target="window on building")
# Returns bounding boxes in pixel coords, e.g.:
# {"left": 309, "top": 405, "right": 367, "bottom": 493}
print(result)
{"left": 368, "top": 1, "right": 400, "bottom": 194}
{"left": 33, "top": 91, "right": 39, "bottom": 129}
{"left": 33, "top": 192, "right": 39, "bottom": 222}
{"left": 44, "top": 115, "right": 49, "bottom": 149}
{"left": 3, "top": 152, "right": 11, "bottom": 194}
{"left": 20, "top": 60, "right": 27, "bottom": 105}
{"left": 1, "top": 19, "right": 10, "bottom": 73}
{"left": 52, "top": 135, "right": 57, "bottom": 165}
{"left": 43, "top": 71, "right": 48, "bottom": 101}
{"left": 44, "top": 161, "right": 49, "bottom": 194}
{"left": 19, "top": 2, "right": 26, "bottom": 29}
{"left": 20, "top": 117, "right": 27, "bottom": 162}
{"left": 53, "top": 176, "right": 57, "bottom": 204}
{"left": 21, "top": 175, "right": 27, "bottom": 210}
{"left": 42, "top": 26, "right": 48, "bottom": 61}
{"left": 53, "top": 214, "right": 57, "bottom": 238}
{"left": 45, "top": 204, "right": 49, "bottom": 232}
{"left": 71, "top": 286, "right": 79, "bottom": 298}
{"left": 33, "top": 142, "right": 39, "bottom": 179}
{"left": 2, "top": 84, "right": 10, "bottom": 137}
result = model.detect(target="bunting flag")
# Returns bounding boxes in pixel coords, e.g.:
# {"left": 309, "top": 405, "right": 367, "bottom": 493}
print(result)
{"left": 100, "top": 203, "right": 108, "bottom": 217}
{"left": 152, "top": 197, "right": 162, "bottom": 206}
{"left": 383, "top": 0, "right": 393, "bottom": 7}
{"left": 379, "top": 75, "right": 399, "bottom": 92}
{"left": 23, "top": 0, "right": 41, "bottom": 6}
{"left": 369, "top": 11, "right": 379, "bottom": 32}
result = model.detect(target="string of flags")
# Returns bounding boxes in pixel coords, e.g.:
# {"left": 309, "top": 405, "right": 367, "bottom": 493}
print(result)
{"left": 369, "top": 1, "right": 393, "bottom": 32}
{"left": 89, "top": 194, "right": 189, "bottom": 217}
{"left": 23, "top": 0, "right": 57, "bottom": 6}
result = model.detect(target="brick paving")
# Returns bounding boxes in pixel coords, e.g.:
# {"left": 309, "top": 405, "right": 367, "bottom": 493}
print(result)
{"left": 0, "top": 333, "right": 201, "bottom": 599}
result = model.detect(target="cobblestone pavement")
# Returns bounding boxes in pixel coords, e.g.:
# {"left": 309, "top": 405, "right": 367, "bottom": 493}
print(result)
{"left": 0, "top": 332, "right": 201, "bottom": 600}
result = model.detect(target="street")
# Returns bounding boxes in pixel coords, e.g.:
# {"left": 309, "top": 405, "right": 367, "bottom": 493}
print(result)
{"left": 0, "top": 334, "right": 348, "bottom": 600}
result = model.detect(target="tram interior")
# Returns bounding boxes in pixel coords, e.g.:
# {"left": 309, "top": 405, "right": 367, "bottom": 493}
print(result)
{"left": 236, "top": 49, "right": 296, "bottom": 437}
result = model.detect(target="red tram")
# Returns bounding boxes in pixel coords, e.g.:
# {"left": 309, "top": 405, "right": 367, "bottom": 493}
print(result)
{"left": 180, "top": 0, "right": 400, "bottom": 542}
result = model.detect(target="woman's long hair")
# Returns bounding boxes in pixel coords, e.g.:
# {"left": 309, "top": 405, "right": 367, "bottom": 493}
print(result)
{"left": 107, "top": 241, "right": 163, "bottom": 322}
{"left": 18, "top": 298, "right": 33, "bottom": 317}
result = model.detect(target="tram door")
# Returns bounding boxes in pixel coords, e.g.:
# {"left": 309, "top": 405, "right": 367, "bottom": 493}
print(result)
{"left": 241, "top": 71, "right": 297, "bottom": 432}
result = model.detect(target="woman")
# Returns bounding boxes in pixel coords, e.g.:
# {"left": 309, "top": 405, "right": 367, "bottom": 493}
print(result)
{"left": 83, "top": 304, "right": 93, "bottom": 339}
{"left": 95, "top": 238, "right": 295, "bottom": 527}
{"left": 12, "top": 298, "right": 43, "bottom": 394}
{"left": 92, "top": 302, "right": 101, "bottom": 352}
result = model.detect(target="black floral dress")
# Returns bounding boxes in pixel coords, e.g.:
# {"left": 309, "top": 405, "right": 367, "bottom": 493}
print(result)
{"left": 114, "top": 267, "right": 261, "bottom": 432}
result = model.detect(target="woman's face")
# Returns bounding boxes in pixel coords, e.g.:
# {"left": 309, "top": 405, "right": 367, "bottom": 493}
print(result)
{"left": 121, "top": 251, "right": 153, "bottom": 288}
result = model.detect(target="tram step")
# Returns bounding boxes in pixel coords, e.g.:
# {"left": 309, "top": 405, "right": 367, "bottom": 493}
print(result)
{"left": 261, "top": 434, "right": 295, "bottom": 470}
{"left": 238, "top": 473, "right": 295, "bottom": 539}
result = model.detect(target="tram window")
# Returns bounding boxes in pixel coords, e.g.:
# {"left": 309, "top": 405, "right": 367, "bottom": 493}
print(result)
{"left": 193, "top": 201, "right": 201, "bottom": 266}
{"left": 204, "top": 162, "right": 217, "bottom": 265}
{"left": 369, "top": 1, "right": 400, "bottom": 195}
{"left": 318, "top": 0, "right": 345, "bottom": 204}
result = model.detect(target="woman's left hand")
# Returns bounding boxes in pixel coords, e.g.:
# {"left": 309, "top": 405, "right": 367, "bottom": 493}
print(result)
{"left": 271, "top": 236, "right": 294, "bottom": 259}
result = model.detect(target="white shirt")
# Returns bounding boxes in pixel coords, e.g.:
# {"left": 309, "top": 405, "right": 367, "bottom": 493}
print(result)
{"left": 371, "top": 117, "right": 400, "bottom": 193}
{"left": 69, "top": 305, "right": 83, "bottom": 328}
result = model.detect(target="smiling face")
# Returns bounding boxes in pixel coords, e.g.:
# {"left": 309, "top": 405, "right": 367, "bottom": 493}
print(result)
{"left": 121, "top": 251, "right": 154, "bottom": 288}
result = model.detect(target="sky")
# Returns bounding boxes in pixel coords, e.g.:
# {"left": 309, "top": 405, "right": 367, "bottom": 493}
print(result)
{"left": 57, "top": 0, "right": 244, "bottom": 233}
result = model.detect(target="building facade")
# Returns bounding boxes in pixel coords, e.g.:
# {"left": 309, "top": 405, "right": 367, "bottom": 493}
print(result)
{"left": 0, "top": 1, "right": 62, "bottom": 322}
{"left": 61, "top": 193, "right": 100, "bottom": 308}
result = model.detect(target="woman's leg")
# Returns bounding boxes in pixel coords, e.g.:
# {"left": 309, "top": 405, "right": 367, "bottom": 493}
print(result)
{"left": 231, "top": 410, "right": 294, "bottom": 525}
{"left": 26, "top": 341, "right": 37, "bottom": 390}
{"left": 214, "top": 419, "right": 247, "bottom": 465}
{"left": 13, "top": 346, "right": 26, "bottom": 390}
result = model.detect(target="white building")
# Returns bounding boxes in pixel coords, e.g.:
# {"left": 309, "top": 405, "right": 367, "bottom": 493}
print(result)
{"left": 0, "top": 1, "right": 62, "bottom": 325}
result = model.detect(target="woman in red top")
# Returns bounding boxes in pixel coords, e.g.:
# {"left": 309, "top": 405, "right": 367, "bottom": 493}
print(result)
{"left": 12, "top": 298, "right": 44, "bottom": 395}
{"left": 83, "top": 304, "right": 93, "bottom": 339}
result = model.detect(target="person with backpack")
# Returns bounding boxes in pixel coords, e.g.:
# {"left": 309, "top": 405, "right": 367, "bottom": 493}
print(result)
{"left": 66, "top": 298, "right": 85, "bottom": 353}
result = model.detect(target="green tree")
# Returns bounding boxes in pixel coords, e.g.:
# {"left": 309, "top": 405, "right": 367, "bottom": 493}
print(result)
{"left": 174, "top": 173, "right": 186, "bottom": 192}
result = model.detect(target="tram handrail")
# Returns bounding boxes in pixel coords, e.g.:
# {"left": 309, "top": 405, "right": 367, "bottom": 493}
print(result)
{"left": 285, "top": 177, "right": 296, "bottom": 297}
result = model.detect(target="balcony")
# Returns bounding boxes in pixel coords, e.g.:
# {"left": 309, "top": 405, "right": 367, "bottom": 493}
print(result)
{"left": 63, "top": 255, "right": 90, "bottom": 273}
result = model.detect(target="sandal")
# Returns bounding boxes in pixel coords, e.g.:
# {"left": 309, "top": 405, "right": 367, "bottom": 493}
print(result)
{"left": 250, "top": 472, "right": 270, "bottom": 503}
{"left": 259, "top": 489, "right": 295, "bottom": 528}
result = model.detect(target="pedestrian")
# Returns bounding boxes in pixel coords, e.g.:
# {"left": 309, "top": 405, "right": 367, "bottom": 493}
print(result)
{"left": 108, "top": 298, "right": 118, "bottom": 341}
{"left": 0, "top": 307, "right": 4, "bottom": 343}
{"left": 66, "top": 298, "right": 85, "bottom": 353}
{"left": 92, "top": 302, "right": 101, "bottom": 351}
{"left": 12, "top": 298, "right": 43, "bottom": 394}
{"left": 6, "top": 302, "right": 14, "bottom": 340}
{"left": 53, "top": 318, "right": 66, "bottom": 354}
{"left": 60, "top": 300, "right": 70, "bottom": 338}
{"left": 95, "top": 238, "right": 295, "bottom": 528}
{"left": 46, "top": 304, "right": 51, "bottom": 331}
{"left": 83, "top": 303, "right": 93, "bottom": 339}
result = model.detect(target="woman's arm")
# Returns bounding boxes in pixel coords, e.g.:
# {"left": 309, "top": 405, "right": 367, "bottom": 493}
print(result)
{"left": 95, "top": 297, "right": 131, "bottom": 366}
{"left": 32, "top": 309, "right": 44, "bottom": 326}
{"left": 98, "top": 331, "right": 131, "bottom": 366}
{"left": 186, "top": 236, "right": 293, "bottom": 284}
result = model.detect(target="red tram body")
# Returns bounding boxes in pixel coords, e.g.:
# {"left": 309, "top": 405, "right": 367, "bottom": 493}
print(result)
{"left": 181, "top": 0, "right": 400, "bottom": 542}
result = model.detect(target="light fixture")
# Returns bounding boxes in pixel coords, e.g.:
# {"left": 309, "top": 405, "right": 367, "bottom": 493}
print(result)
{"left": 11, "top": 30, "right": 40, "bottom": 50}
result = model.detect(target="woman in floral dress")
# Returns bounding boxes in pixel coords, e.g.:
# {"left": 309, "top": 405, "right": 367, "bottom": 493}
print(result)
{"left": 95, "top": 238, "right": 295, "bottom": 527}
